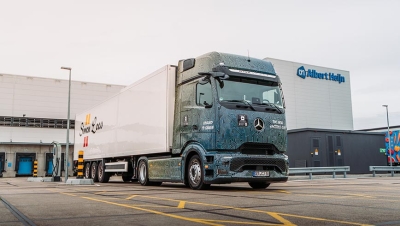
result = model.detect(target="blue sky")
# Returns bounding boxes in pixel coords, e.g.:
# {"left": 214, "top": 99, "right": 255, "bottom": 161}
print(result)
{"left": 1, "top": 0, "right": 399, "bottom": 129}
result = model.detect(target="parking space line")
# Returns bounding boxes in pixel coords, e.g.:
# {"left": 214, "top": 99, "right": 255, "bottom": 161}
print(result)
{"left": 126, "top": 195, "right": 137, "bottom": 200}
{"left": 139, "top": 195, "right": 293, "bottom": 225}
{"left": 277, "top": 212, "right": 373, "bottom": 226}
{"left": 60, "top": 192, "right": 77, "bottom": 197}
{"left": 200, "top": 219, "right": 282, "bottom": 225}
{"left": 81, "top": 196, "right": 223, "bottom": 226}
{"left": 56, "top": 189, "right": 371, "bottom": 225}
{"left": 177, "top": 201, "right": 185, "bottom": 209}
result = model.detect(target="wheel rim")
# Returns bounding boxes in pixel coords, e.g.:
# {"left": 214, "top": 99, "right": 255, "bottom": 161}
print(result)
{"left": 91, "top": 163, "right": 96, "bottom": 178}
{"left": 139, "top": 162, "right": 146, "bottom": 183}
{"left": 189, "top": 158, "right": 201, "bottom": 186}
{"left": 98, "top": 163, "right": 103, "bottom": 180}
{"left": 85, "top": 163, "right": 90, "bottom": 178}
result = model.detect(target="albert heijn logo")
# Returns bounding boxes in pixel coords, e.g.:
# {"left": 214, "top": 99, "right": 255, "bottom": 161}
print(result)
{"left": 296, "top": 66, "right": 345, "bottom": 84}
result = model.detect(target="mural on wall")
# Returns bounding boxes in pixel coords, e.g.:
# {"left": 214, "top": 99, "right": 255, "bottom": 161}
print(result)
{"left": 385, "top": 130, "right": 400, "bottom": 164}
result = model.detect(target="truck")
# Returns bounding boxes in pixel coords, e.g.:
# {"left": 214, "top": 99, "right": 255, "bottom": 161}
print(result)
{"left": 73, "top": 52, "right": 289, "bottom": 189}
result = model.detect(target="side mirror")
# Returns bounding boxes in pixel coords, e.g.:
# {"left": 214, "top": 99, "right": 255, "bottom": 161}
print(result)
{"left": 198, "top": 77, "right": 210, "bottom": 85}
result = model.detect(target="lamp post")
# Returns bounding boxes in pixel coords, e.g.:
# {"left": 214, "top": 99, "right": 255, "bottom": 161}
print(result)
{"left": 61, "top": 67, "right": 72, "bottom": 182}
{"left": 382, "top": 104, "right": 394, "bottom": 177}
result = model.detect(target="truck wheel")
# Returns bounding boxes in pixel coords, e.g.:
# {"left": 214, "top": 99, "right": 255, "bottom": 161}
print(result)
{"left": 248, "top": 182, "right": 270, "bottom": 189}
{"left": 84, "top": 162, "right": 91, "bottom": 179}
{"left": 138, "top": 160, "right": 150, "bottom": 186}
{"left": 187, "top": 155, "right": 209, "bottom": 190}
{"left": 91, "top": 162, "right": 99, "bottom": 182}
{"left": 97, "top": 161, "right": 110, "bottom": 183}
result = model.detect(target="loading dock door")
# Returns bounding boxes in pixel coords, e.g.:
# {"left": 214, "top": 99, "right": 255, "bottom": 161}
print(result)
{"left": 0, "top": 159, "right": 2, "bottom": 173}
{"left": 0, "top": 153, "right": 4, "bottom": 175}
{"left": 18, "top": 157, "right": 33, "bottom": 175}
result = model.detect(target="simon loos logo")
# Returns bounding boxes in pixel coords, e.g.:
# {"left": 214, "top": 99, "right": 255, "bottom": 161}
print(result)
{"left": 297, "top": 66, "right": 345, "bottom": 84}
{"left": 79, "top": 114, "right": 103, "bottom": 147}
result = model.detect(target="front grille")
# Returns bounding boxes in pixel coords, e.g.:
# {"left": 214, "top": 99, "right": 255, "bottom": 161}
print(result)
{"left": 238, "top": 142, "right": 278, "bottom": 155}
{"left": 230, "top": 157, "right": 287, "bottom": 173}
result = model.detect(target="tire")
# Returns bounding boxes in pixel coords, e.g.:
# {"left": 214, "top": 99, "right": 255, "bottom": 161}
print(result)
{"left": 84, "top": 162, "right": 91, "bottom": 179}
{"left": 91, "top": 162, "right": 99, "bottom": 182}
{"left": 187, "top": 155, "right": 210, "bottom": 190}
{"left": 97, "top": 161, "right": 110, "bottom": 183}
{"left": 248, "top": 182, "right": 270, "bottom": 189}
{"left": 138, "top": 160, "right": 150, "bottom": 186}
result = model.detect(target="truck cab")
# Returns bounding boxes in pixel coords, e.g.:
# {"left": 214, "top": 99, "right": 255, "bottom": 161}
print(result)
{"left": 170, "top": 52, "right": 289, "bottom": 189}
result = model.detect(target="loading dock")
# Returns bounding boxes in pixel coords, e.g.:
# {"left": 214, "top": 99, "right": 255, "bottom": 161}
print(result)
{"left": 15, "top": 153, "right": 36, "bottom": 176}
{"left": 0, "top": 152, "right": 4, "bottom": 177}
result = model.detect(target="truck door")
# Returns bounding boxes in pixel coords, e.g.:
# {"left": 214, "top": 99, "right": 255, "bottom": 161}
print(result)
{"left": 180, "top": 79, "right": 215, "bottom": 150}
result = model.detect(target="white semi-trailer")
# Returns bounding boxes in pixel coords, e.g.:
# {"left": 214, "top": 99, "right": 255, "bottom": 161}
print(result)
{"left": 74, "top": 52, "right": 289, "bottom": 189}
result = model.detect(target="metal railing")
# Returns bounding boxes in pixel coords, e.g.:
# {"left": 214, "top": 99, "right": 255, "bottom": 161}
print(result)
{"left": 369, "top": 166, "right": 400, "bottom": 177}
{"left": 289, "top": 166, "right": 350, "bottom": 179}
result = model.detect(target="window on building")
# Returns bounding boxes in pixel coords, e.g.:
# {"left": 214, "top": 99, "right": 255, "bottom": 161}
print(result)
{"left": 0, "top": 116, "right": 75, "bottom": 129}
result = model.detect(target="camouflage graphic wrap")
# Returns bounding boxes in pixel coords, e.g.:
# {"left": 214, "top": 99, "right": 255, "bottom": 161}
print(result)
{"left": 216, "top": 105, "right": 287, "bottom": 152}
{"left": 168, "top": 52, "right": 288, "bottom": 184}
{"left": 148, "top": 157, "right": 182, "bottom": 180}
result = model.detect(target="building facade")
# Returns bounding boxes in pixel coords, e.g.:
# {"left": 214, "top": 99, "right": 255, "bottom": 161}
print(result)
{"left": 264, "top": 58, "right": 353, "bottom": 130}
{"left": 0, "top": 73, "right": 124, "bottom": 177}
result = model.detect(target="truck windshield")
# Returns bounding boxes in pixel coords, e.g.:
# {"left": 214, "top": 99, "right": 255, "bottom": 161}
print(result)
{"left": 217, "top": 77, "right": 284, "bottom": 108}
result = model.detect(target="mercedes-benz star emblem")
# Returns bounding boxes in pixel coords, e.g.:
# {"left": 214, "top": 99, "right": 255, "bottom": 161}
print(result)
{"left": 254, "top": 118, "right": 264, "bottom": 131}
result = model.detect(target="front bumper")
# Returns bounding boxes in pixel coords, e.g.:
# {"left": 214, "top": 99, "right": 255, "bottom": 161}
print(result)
{"left": 203, "top": 153, "right": 289, "bottom": 184}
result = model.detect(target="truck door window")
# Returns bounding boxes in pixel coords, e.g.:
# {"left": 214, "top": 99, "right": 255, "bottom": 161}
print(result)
{"left": 196, "top": 82, "right": 213, "bottom": 107}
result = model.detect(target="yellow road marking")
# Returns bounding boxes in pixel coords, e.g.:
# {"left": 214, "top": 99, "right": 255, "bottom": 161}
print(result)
{"left": 81, "top": 196, "right": 222, "bottom": 226}
{"left": 267, "top": 212, "right": 296, "bottom": 226}
{"left": 139, "top": 195, "right": 292, "bottom": 225}
{"left": 346, "top": 194, "right": 374, "bottom": 198}
{"left": 60, "top": 192, "right": 77, "bottom": 197}
{"left": 61, "top": 189, "right": 369, "bottom": 225}
{"left": 278, "top": 212, "right": 373, "bottom": 226}
{"left": 126, "top": 195, "right": 137, "bottom": 200}
{"left": 177, "top": 201, "right": 185, "bottom": 209}
{"left": 201, "top": 219, "right": 282, "bottom": 225}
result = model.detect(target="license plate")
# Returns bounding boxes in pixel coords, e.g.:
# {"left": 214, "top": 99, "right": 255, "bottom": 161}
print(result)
{"left": 253, "top": 171, "right": 269, "bottom": 177}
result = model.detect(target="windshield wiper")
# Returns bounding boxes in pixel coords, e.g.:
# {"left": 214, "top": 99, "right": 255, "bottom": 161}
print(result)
{"left": 222, "top": 100, "right": 256, "bottom": 111}
{"left": 253, "top": 102, "right": 283, "bottom": 114}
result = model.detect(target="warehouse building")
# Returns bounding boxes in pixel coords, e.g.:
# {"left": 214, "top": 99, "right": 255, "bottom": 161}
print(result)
{"left": 0, "top": 73, "right": 124, "bottom": 177}
{"left": 264, "top": 58, "right": 387, "bottom": 173}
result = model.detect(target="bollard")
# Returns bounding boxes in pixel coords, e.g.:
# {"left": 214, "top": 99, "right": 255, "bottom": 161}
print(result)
{"left": 33, "top": 160, "right": 38, "bottom": 177}
{"left": 77, "top": 150, "right": 84, "bottom": 179}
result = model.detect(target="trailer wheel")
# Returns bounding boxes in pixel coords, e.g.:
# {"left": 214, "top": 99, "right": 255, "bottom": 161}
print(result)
{"left": 138, "top": 160, "right": 150, "bottom": 186}
{"left": 97, "top": 161, "right": 110, "bottom": 183}
{"left": 91, "top": 162, "right": 99, "bottom": 182}
{"left": 248, "top": 182, "right": 270, "bottom": 189}
{"left": 84, "top": 162, "right": 91, "bottom": 179}
{"left": 187, "top": 155, "right": 209, "bottom": 190}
